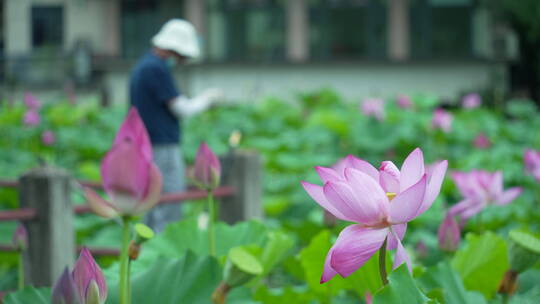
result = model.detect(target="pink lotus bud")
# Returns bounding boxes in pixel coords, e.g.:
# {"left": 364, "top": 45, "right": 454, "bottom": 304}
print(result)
{"left": 193, "top": 142, "right": 221, "bottom": 190}
{"left": 360, "top": 98, "right": 385, "bottom": 121}
{"left": 42, "top": 130, "right": 56, "bottom": 146}
{"left": 396, "top": 94, "right": 412, "bottom": 109}
{"left": 52, "top": 267, "right": 80, "bottom": 304}
{"left": 365, "top": 292, "right": 373, "bottom": 304}
{"left": 12, "top": 223, "right": 28, "bottom": 251}
{"left": 438, "top": 213, "right": 461, "bottom": 252}
{"left": 473, "top": 133, "right": 490, "bottom": 149}
{"left": 462, "top": 93, "right": 481, "bottom": 109}
{"left": 416, "top": 241, "right": 429, "bottom": 259}
{"left": 24, "top": 93, "right": 41, "bottom": 110}
{"left": 431, "top": 108, "right": 452, "bottom": 133}
{"left": 73, "top": 248, "right": 107, "bottom": 304}
{"left": 84, "top": 108, "right": 162, "bottom": 218}
{"left": 23, "top": 110, "right": 40, "bottom": 126}
{"left": 524, "top": 149, "right": 540, "bottom": 182}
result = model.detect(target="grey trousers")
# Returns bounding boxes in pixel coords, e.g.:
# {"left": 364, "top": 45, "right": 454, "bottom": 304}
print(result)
{"left": 144, "top": 144, "right": 185, "bottom": 233}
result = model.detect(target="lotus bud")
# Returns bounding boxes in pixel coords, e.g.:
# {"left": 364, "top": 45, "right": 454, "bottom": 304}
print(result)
{"left": 52, "top": 267, "right": 81, "bottom": 304}
{"left": 42, "top": 130, "right": 56, "bottom": 146}
{"left": 438, "top": 213, "right": 461, "bottom": 252}
{"left": 228, "top": 130, "right": 242, "bottom": 148}
{"left": 360, "top": 98, "right": 385, "bottom": 121}
{"left": 84, "top": 108, "right": 163, "bottom": 218}
{"left": 24, "top": 93, "right": 42, "bottom": 110}
{"left": 84, "top": 280, "right": 101, "bottom": 304}
{"left": 473, "top": 133, "right": 490, "bottom": 149}
{"left": 73, "top": 248, "right": 107, "bottom": 304}
{"left": 462, "top": 93, "right": 481, "bottom": 109}
{"left": 415, "top": 241, "right": 429, "bottom": 259}
{"left": 524, "top": 149, "right": 540, "bottom": 182}
{"left": 23, "top": 110, "right": 40, "bottom": 126}
{"left": 365, "top": 292, "right": 373, "bottom": 304}
{"left": 432, "top": 108, "right": 452, "bottom": 133}
{"left": 396, "top": 94, "right": 412, "bottom": 109}
{"left": 193, "top": 142, "right": 221, "bottom": 190}
{"left": 12, "top": 223, "right": 28, "bottom": 251}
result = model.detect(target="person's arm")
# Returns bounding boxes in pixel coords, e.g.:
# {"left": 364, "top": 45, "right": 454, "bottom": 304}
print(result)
{"left": 168, "top": 88, "right": 223, "bottom": 118}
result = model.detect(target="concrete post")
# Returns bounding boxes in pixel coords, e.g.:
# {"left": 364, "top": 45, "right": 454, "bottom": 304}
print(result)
{"left": 103, "top": 0, "right": 121, "bottom": 57}
{"left": 286, "top": 0, "right": 309, "bottom": 62}
{"left": 19, "top": 167, "right": 75, "bottom": 287}
{"left": 185, "top": 0, "right": 206, "bottom": 35}
{"left": 388, "top": 0, "right": 410, "bottom": 61}
{"left": 219, "top": 151, "right": 263, "bottom": 224}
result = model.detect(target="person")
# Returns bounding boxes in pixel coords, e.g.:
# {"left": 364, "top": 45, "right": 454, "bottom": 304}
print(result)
{"left": 129, "top": 19, "right": 222, "bottom": 233}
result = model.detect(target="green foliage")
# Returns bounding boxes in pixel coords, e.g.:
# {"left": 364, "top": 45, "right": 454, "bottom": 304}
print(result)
{"left": 419, "top": 262, "right": 487, "bottom": 304}
{"left": 452, "top": 232, "right": 509, "bottom": 299}
{"left": 106, "top": 251, "right": 221, "bottom": 304}
{"left": 3, "top": 287, "right": 51, "bottom": 304}
{"left": 372, "top": 265, "right": 431, "bottom": 304}
{"left": 139, "top": 219, "right": 268, "bottom": 260}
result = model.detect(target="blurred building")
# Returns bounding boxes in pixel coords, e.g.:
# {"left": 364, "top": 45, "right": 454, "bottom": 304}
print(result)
{"left": 0, "top": 0, "right": 518, "bottom": 103}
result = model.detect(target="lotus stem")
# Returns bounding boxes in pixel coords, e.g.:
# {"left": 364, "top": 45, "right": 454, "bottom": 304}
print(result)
{"left": 211, "top": 282, "right": 230, "bottom": 304}
{"left": 208, "top": 191, "right": 216, "bottom": 257}
{"left": 127, "top": 259, "right": 132, "bottom": 304}
{"left": 119, "top": 216, "right": 131, "bottom": 304}
{"left": 17, "top": 251, "right": 24, "bottom": 291}
{"left": 379, "top": 237, "right": 389, "bottom": 286}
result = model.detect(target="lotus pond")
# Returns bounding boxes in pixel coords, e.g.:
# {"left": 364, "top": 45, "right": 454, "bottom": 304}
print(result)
{"left": 0, "top": 89, "right": 540, "bottom": 303}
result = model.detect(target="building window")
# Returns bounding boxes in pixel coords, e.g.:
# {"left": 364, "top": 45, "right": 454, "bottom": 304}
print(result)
{"left": 309, "top": 0, "right": 387, "bottom": 61}
{"left": 121, "top": 0, "right": 185, "bottom": 59}
{"left": 410, "top": 0, "right": 474, "bottom": 59}
{"left": 207, "top": 0, "right": 286, "bottom": 62}
{"left": 31, "top": 6, "right": 64, "bottom": 51}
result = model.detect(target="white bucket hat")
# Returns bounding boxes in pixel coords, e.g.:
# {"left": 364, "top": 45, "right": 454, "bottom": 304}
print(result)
{"left": 152, "top": 19, "right": 200, "bottom": 58}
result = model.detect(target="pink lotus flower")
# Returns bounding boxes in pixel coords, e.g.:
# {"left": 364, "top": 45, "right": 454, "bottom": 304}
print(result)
{"left": 449, "top": 170, "right": 522, "bottom": 221}
{"left": 360, "top": 98, "right": 385, "bottom": 121}
{"left": 462, "top": 93, "right": 481, "bottom": 109}
{"left": 24, "top": 93, "right": 41, "bottom": 110}
{"left": 301, "top": 148, "right": 448, "bottom": 283}
{"left": 396, "top": 94, "right": 412, "bottom": 109}
{"left": 431, "top": 108, "right": 452, "bottom": 133}
{"left": 42, "top": 130, "right": 56, "bottom": 146}
{"left": 438, "top": 212, "right": 460, "bottom": 252}
{"left": 23, "top": 110, "right": 40, "bottom": 126}
{"left": 73, "top": 248, "right": 107, "bottom": 304}
{"left": 473, "top": 133, "right": 491, "bottom": 149}
{"left": 52, "top": 267, "right": 80, "bottom": 304}
{"left": 524, "top": 149, "right": 540, "bottom": 182}
{"left": 84, "top": 108, "right": 162, "bottom": 218}
{"left": 12, "top": 223, "right": 28, "bottom": 251}
{"left": 193, "top": 142, "right": 221, "bottom": 190}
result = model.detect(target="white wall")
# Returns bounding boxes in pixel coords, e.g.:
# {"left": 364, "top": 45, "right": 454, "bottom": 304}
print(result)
{"left": 104, "top": 61, "right": 497, "bottom": 105}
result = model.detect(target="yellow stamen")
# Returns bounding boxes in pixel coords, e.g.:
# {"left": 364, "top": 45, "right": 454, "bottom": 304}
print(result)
{"left": 386, "top": 192, "right": 396, "bottom": 201}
